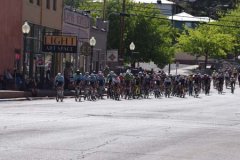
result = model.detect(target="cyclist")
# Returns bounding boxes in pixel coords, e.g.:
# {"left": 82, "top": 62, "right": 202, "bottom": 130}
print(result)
{"left": 73, "top": 70, "right": 83, "bottom": 87}
{"left": 124, "top": 70, "right": 133, "bottom": 99}
{"left": 134, "top": 72, "right": 143, "bottom": 97}
{"left": 224, "top": 70, "right": 230, "bottom": 88}
{"left": 54, "top": 72, "right": 64, "bottom": 101}
{"left": 55, "top": 72, "right": 64, "bottom": 90}
{"left": 164, "top": 76, "right": 172, "bottom": 98}
{"left": 188, "top": 74, "right": 194, "bottom": 96}
{"left": 230, "top": 75, "right": 236, "bottom": 93}
{"left": 203, "top": 74, "right": 211, "bottom": 95}
{"left": 73, "top": 70, "right": 83, "bottom": 100}
{"left": 212, "top": 70, "right": 217, "bottom": 88}
{"left": 96, "top": 71, "right": 105, "bottom": 99}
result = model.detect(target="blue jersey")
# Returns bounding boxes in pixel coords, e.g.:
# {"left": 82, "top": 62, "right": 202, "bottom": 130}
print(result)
{"left": 97, "top": 75, "right": 105, "bottom": 86}
{"left": 83, "top": 75, "right": 91, "bottom": 85}
{"left": 55, "top": 75, "right": 64, "bottom": 83}
{"left": 90, "top": 74, "right": 97, "bottom": 82}
{"left": 73, "top": 74, "right": 83, "bottom": 81}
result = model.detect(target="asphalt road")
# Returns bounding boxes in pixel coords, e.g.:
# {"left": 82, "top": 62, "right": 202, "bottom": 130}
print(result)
{"left": 0, "top": 85, "right": 240, "bottom": 160}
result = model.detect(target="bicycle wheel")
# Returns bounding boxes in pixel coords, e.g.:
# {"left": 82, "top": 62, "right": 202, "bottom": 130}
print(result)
{"left": 56, "top": 94, "right": 59, "bottom": 102}
{"left": 231, "top": 86, "right": 234, "bottom": 94}
{"left": 75, "top": 90, "right": 78, "bottom": 102}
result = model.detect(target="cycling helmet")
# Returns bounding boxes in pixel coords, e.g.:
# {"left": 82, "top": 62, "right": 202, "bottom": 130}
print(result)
{"left": 76, "top": 70, "right": 80, "bottom": 74}
{"left": 110, "top": 71, "right": 114, "bottom": 75}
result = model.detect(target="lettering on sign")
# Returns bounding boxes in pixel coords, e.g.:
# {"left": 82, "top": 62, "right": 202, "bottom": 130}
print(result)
{"left": 42, "top": 35, "right": 78, "bottom": 53}
{"left": 44, "top": 35, "right": 77, "bottom": 46}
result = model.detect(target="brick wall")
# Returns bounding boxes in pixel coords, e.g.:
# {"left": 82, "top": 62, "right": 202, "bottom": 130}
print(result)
{"left": 0, "top": 0, "right": 23, "bottom": 75}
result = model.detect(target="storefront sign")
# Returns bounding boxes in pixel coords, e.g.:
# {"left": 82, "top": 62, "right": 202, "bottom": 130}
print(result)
{"left": 42, "top": 35, "right": 77, "bottom": 53}
{"left": 107, "top": 50, "right": 118, "bottom": 62}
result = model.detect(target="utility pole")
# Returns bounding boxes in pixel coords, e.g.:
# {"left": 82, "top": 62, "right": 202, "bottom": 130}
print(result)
{"left": 119, "top": 0, "right": 126, "bottom": 66}
{"left": 169, "top": 1, "right": 175, "bottom": 75}
{"left": 102, "top": 0, "right": 107, "bottom": 21}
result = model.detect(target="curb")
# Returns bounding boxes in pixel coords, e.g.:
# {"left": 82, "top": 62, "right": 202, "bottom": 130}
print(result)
{"left": 0, "top": 96, "right": 75, "bottom": 102}
{"left": 0, "top": 97, "right": 28, "bottom": 102}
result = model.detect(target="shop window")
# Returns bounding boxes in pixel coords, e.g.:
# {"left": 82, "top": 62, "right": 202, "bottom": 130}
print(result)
{"left": 46, "top": 0, "right": 50, "bottom": 9}
{"left": 53, "top": 0, "right": 57, "bottom": 11}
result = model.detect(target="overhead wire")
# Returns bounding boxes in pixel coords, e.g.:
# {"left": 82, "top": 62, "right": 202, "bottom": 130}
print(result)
{"left": 75, "top": 2, "right": 240, "bottom": 28}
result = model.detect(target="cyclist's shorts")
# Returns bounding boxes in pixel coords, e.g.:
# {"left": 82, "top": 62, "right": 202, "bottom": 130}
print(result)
{"left": 76, "top": 80, "right": 81, "bottom": 85}
{"left": 56, "top": 81, "right": 63, "bottom": 87}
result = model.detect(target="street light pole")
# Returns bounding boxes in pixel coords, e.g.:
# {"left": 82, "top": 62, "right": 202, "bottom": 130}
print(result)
{"left": 90, "top": 46, "right": 93, "bottom": 72}
{"left": 23, "top": 34, "right": 27, "bottom": 80}
{"left": 89, "top": 36, "right": 96, "bottom": 73}
{"left": 119, "top": 0, "right": 126, "bottom": 66}
{"left": 129, "top": 42, "right": 135, "bottom": 68}
{"left": 22, "top": 21, "right": 30, "bottom": 85}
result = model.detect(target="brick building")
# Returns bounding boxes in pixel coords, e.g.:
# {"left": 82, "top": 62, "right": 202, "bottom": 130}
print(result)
{"left": 0, "top": 0, "right": 63, "bottom": 89}
{"left": 62, "top": 6, "right": 108, "bottom": 73}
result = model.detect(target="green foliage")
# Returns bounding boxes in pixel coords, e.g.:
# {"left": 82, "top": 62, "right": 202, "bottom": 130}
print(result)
{"left": 177, "top": 24, "right": 235, "bottom": 68}
{"left": 68, "top": 0, "right": 177, "bottom": 68}
{"left": 64, "top": 0, "right": 80, "bottom": 8}
{"left": 215, "top": 6, "right": 240, "bottom": 57}
{"left": 177, "top": 0, "right": 238, "bottom": 18}
{"left": 95, "top": 0, "right": 176, "bottom": 67}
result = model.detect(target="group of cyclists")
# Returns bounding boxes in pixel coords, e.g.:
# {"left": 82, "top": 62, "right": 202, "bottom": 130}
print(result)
{"left": 54, "top": 66, "right": 240, "bottom": 101}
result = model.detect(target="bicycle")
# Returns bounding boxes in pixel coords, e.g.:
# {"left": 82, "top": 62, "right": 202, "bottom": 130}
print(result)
{"left": 164, "top": 86, "right": 171, "bottom": 98}
{"left": 230, "top": 82, "right": 235, "bottom": 94}
{"left": 56, "top": 86, "right": 64, "bottom": 102}
{"left": 75, "top": 85, "right": 81, "bottom": 102}
{"left": 133, "top": 85, "right": 141, "bottom": 99}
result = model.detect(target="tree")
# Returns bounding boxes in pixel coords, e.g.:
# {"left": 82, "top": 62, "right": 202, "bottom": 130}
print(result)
{"left": 70, "top": 0, "right": 177, "bottom": 68}
{"left": 175, "top": 0, "right": 238, "bottom": 18}
{"left": 64, "top": 0, "right": 80, "bottom": 7}
{"left": 177, "top": 24, "right": 235, "bottom": 69}
{"left": 215, "top": 5, "right": 240, "bottom": 59}
{"left": 117, "top": 1, "right": 175, "bottom": 68}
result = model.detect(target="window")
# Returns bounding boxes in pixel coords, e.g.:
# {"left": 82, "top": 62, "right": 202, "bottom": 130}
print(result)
{"left": 37, "top": 0, "right": 40, "bottom": 6}
{"left": 29, "top": 0, "right": 33, "bottom": 3}
{"left": 53, "top": 0, "right": 57, "bottom": 10}
{"left": 46, "top": 0, "right": 50, "bottom": 9}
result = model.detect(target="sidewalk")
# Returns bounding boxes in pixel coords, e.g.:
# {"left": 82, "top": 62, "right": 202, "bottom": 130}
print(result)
{"left": 0, "top": 89, "right": 75, "bottom": 101}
